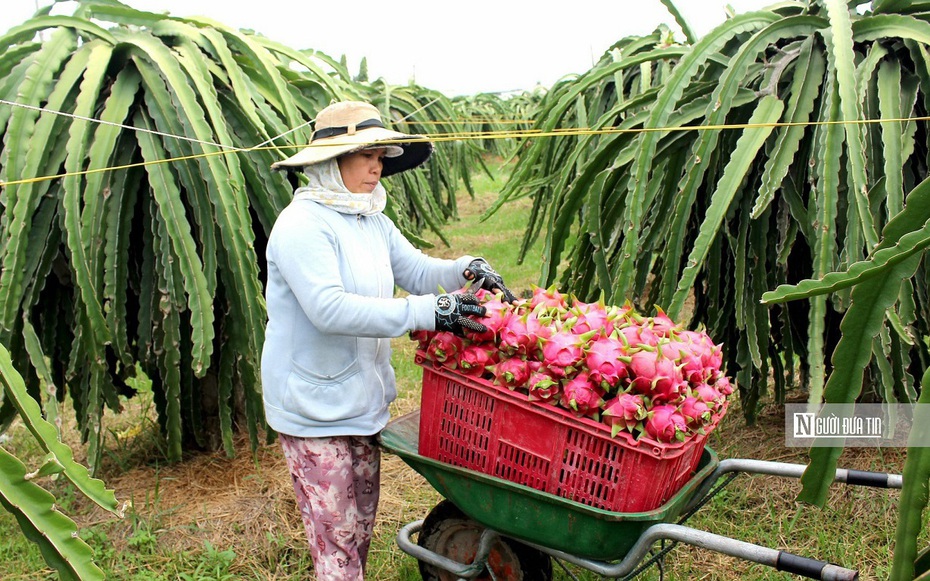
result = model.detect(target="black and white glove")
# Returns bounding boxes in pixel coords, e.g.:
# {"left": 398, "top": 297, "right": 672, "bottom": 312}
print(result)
{"left": 463, "top": 258, "right": 517, "bottom": 303}
{"left": 435, "top": 293, "right": 488, "bottom": 337}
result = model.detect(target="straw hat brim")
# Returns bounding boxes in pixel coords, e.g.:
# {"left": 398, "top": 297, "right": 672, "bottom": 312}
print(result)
{"left": 271, "top": 127, "right": 433, "bottom": 178}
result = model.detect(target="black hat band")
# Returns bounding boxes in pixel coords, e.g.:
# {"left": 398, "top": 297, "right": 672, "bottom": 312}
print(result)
{"left": 311, "top": 118, "right": 385, "bottom": 141}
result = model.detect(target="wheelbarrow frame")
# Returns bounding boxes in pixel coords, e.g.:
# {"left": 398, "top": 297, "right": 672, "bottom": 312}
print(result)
{"left": 380, "top": 411, "right": 902, "bottom": 580}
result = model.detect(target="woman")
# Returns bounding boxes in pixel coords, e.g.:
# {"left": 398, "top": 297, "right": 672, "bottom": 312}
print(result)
{"left": 261, "top": 101, "right": 513, "bottom": 580}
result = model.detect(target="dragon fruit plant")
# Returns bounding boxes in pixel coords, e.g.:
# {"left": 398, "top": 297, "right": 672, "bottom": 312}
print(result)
{"left": 414, "top": 286, "right": 733, "bottom": 444}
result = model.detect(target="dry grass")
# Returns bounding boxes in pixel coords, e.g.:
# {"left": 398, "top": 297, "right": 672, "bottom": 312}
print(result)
{"left": 47, "top": 334, "right": 442, "bottom": 580}
{"left": 47, "top": 379, "right": 444, "bottom": 580}
{"left": 95, "top": 435, "right": 299, "bottom": 553}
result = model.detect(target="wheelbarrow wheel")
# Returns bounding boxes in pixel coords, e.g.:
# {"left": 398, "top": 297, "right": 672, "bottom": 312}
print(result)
{"left": 417, "top": 500, "right": 552, "bottom": 581}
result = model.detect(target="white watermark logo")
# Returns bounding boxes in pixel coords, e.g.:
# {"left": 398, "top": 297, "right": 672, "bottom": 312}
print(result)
{"left": 786, "top": 403, "right": 929, "bottom": 447}
{"left": 792, "top": 412, "right": 884, "bottom": 439}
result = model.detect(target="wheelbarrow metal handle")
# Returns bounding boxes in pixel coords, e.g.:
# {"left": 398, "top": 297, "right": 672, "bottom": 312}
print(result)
{"left": 840, "top": 468, "right": 901, "bottom": 488}
{"left": 398, "top": 517, "right": 859, "bottom": 580}
{"left": 713, "top": 458, "right": 902, "bottom": 487}
{"left": 776, "top": 551, "right": 859, "bottom": 581}
{"left": 685, "top": 458, "right": 902, "bottom": 513}
{"left": 395, "top": 519, "right": 498, "bottom": 579}
{"left": 521, "top": 523, "right": 858, "bottom": 580}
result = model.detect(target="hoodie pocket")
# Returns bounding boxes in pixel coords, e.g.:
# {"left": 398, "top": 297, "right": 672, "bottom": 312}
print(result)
{"left": 283, "top": 359, "right": 367, "bottom": 423}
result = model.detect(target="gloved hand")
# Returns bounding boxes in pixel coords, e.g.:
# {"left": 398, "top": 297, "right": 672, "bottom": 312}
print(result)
{"left": 435, "top": 293, "right": 488, "bottom": 337}
{"left": 463, "top": 258, "right": 517, "bottom": 303}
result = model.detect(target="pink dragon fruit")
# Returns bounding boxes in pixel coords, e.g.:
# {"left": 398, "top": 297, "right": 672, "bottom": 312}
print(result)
{"left": 525, "top": 310, "right": 555, "bottom": 353}
{"left": 539, "top": 329, "right": 591, "bottom": 378}
{"left": 526, "top": 370, "right": 561, "bottom": 402}
{"left": 499, "top": 308, "right": 553, "bottom": 356}
{"left": 491, "top": 357, "right": 532, "bottom": 390}
{"left": 584, "top": 335, "right": 629, "bottom": 390}
{"left": 410, "top": 329, "right": 432, "bottom": 351}
{"left": 677, "top": 329, "right": 724, "bottom": 373}
{"left": 713, "top": 374, "right": 734, "bottom": 396}
{"left": 650, "top": 308, "right": 682, "bottom": 338}
{"left": 560, "top": 372, "right": 606, "bottom": 418}
{"left": 566, "top": 298, "right": 612, "bottom": 336}
{"left": 608, "top": 303, "right": 636, "bottom": 327}
{"left": 693, "top": 382, "right": 726, "bottom": 413}
{"left": 466, "top": 293, "right": 511, "bottom": 343}
{"left": 679, "top": 396, "right": 712, "bottom": 429}
{"left": 653, "top": 377, "right": 688, "bottom": 404}
{"left": 498, "top": 314, "right": 530, "bottom": 355}
{"left": 602, "top": 393, "right": 648, "bottom": 436}
{"left": 615, "top": 319, "right": 661, "bottom": 348}
{"left": 427, "top": 332, "right": 464, "bottom": 368}
{"left": 627, "top": 348, "right": 685, "bottom": 403}
{"left": 659, "top": 338, "right": 710, "bottom": 384}
{"left": 644, "top": 404, "right": 689, "bottom": 443}
{"left": 529, "top": 284, "right": 568, "bottom": 311}
{"left": 457, "top": 344, "right": 496, "bottom": 377}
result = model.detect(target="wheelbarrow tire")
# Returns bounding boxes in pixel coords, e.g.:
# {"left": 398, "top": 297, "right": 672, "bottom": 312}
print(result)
{"left": 417, "top": 499, "right": 552, "bottom": 581}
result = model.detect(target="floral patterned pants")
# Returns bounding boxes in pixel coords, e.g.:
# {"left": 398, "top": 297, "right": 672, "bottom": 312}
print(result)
{"left": 278, "top": 433, "right": 381, "bottom": 581}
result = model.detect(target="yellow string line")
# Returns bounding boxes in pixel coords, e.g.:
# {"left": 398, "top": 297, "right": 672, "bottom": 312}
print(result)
{"left": 396, "top": 119, "right": 537, "bottom": 125}
{"left": 1, "top": 115, "right": 927, "bottom": 188}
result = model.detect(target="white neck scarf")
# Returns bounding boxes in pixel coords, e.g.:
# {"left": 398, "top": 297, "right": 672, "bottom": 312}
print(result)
{"left": 292, "top": 159, "right": 386, "bottom": 216}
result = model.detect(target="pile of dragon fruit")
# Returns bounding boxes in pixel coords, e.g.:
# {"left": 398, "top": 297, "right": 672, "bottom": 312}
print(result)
{"left": 412, "top": 286, "right": 734, "bottom": 444}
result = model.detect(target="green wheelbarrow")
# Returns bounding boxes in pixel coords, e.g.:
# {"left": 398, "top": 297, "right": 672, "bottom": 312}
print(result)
{"left": 379, "top": 411, "right": 902, "bottom": 581}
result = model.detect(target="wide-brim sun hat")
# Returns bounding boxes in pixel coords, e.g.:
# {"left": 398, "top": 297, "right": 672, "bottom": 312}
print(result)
{"left": 271, "top": 101, "right": 433, "bottom": 177}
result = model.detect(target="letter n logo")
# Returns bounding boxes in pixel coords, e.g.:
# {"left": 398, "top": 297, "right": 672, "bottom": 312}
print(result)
{"left": 794, "top": 413, "right": 814, "bottom": 437}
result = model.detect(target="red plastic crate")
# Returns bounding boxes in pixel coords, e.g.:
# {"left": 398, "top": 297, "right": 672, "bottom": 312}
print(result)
{"left": 416, "top": 354, "right": 725, "bottom": 513}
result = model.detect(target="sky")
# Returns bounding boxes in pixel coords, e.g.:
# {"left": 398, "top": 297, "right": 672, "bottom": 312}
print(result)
{"left": 3, "top": 0, "right": 778, "bottom": 96}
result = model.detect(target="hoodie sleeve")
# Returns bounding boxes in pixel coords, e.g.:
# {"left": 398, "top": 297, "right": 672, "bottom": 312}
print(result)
{"left": 267, "top": 208, "right": 437, "bottom": 337}
{"left": 383, "top": 216, "right": 473, "bottom": 295}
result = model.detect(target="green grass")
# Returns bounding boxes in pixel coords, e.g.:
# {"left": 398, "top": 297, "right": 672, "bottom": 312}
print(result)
{"left": 0, "top": 157, "right": 923, "bottom": 580}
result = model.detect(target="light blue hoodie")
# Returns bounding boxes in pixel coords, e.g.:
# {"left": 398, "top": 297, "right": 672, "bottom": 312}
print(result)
{"left": 261, "top": 195, "right": 472, "bottom": 438}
